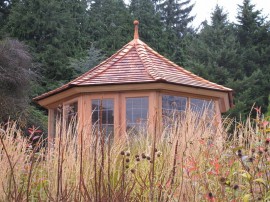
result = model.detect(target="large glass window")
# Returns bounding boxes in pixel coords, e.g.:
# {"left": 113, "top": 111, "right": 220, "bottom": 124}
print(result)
{"left": 162, "top": 95, "right": 187, "bottom": 125}
{"left": 126, "top": 97, "right": 149, "bottom": 134}
{"left": 92, "top": 99, "right": 114, "bottom": 139}
{"left": 190, "top": 98, "right": 215, "bottom": 118}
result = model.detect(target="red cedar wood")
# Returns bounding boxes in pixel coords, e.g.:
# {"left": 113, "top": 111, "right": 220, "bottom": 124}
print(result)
{"left": 48, "top": 90, "right": 223, "bottom": 142}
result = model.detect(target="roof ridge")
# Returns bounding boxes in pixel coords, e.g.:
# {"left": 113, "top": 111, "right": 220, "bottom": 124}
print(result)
{"left": 135, "top": 40, "right": 162, "bottom": 81}
{"left": 143, "top": 44, "right": 232, "bottom": 91}
{"left": 73, "top": 42, "right": 134, "bottom": 85}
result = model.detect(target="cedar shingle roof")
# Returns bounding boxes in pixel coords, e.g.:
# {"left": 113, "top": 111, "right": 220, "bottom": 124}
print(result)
{"left": 34, "top": 21, "right": 232, "bottom": 101}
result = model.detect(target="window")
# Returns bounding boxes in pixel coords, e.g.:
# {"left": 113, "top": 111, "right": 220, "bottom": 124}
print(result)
{"left": 64, "top": 102, "right": 78, "bottom": 135}
{"left": 126, "top": 97, "right": 149, "bottom": 134}
{"left": 190, "top": 98, "right": 215, "bottom": 118}
{"left": 51, "top": 105, "right": 63, "bottom": 138}
{"left": 92, "top": 99, "right": 114, "bottom": 139}
{"left": 162, "top": 95, "right": 187, "bottom": 127}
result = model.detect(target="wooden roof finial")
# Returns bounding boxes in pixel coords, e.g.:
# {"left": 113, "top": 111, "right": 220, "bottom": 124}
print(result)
{"left": 134, "top": 20, "right": 139, "bottom": 40}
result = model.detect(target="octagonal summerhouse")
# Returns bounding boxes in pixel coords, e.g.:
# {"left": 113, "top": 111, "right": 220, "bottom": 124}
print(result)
{"left": 34, "top": 21, "right": 233, "bottom": 142}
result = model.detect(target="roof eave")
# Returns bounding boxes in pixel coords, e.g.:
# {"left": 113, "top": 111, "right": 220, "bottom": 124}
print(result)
{"left": 33, "top": 80, "right": 233, "bottom": 102}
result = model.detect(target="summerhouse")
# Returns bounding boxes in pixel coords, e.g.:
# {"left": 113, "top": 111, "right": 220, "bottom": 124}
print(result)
{"left": 34, "top": 21, "right": 233, "bottom": 140}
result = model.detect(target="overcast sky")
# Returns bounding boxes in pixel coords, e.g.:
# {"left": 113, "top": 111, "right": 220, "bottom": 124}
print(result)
{"left": 124, "top": 0, "right": 270, "bottom": 28}
{"left": 191, "top": 0, "right": 270, "bottom": 28}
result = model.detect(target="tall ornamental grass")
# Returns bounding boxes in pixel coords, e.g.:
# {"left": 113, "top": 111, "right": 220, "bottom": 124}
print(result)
{"left": 0, "top": 109, "right": 270, "bottom": 201}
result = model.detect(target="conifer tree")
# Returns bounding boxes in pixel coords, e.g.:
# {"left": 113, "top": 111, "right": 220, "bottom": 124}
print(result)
{"left": 184, "top": 5, "right": 240, "bottom": 84}
{"left": 4, "top": 0, "right": 90, "bottom": 90}
{"left": 88, "top": 0, "right": 132, "bottom": 56}
{"left": 158, "top": 0, "right": 195, "bottom": 37}
{"left": 129, "top": 0, "right": 167, "bottom": 53}
{"left": 236, "top": 0, "right": 270, "bottom": 76}
{"left": 234, "top": 0, "right": 270, "bottom": 115}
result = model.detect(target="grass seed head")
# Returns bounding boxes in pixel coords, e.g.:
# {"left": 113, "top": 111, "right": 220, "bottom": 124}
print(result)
{"left": 219, "top": 177, "right": 226, "bottom": 184}
{"left": 208, "top": 192, "right": 213, "bottom": 198}
{"left": 248, "top": 157, "right": 254, "bottom": 162}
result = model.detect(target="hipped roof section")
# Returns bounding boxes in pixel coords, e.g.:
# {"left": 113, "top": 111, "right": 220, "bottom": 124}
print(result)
{"left": 34, "top": 20, "right": 232, "bottom": 102}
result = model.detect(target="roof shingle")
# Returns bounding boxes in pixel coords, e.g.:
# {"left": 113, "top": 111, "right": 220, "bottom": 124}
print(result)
{"left": 34, "top": 22, "right": 232, "bottom": 101}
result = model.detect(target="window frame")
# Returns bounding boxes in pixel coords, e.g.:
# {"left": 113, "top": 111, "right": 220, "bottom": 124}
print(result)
{"left": 121, "top": 92, "right": 155, "bottom": 135}
{"left": 62, "top": 98, "right": 79, "bottom": 136}
{"left": 91, "top": 98, "right": 115, "bottom": 138}
{"left": 159, "top": 91, "right": 220, "bottom": 130}
{"left": 87, "top": 94, "right": 119, "bottom": 138}
{"left": 125, "top": 96, "right": 149, "bottom": 134}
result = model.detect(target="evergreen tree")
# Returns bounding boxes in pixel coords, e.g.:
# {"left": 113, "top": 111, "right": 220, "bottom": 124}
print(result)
{"left": 4, "top": 0, "right": 90, "bottom": 90}
{"left": 266, "top": 95, "right": 270, "bottom": 117}
{"left": 235, "top": 0, "right": 270, "bottom": 114}
{"left": 184, "top": 5, "right": 240, "bottom": 85}
{"left": 88, "top": 0, "right": 133, "bottom": 56}
{"left": 184, "top": 3, "right": 270, "bottom": 117}
{"left": 236, "top": 0, "right": 270, "bottom": 76}
{"left": 158, "top": 0, "right": 195, "bottom": 37}
{"left": 0, "top": 0, "right": 18, "bottom": 36}
{"left": 69, "top": 45, "right": 105, "bottom": 78}
{"left": 0, "top": 0, "right": 11, "bottom": 24}
{"left": 129, "top": 0, "right": 167, "bottom": 54}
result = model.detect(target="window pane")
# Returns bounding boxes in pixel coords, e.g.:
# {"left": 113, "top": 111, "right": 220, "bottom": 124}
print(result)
{"left": 190, "top": 98, "right": 215, "bottom": 118}
{"left": 92, "top": 99, "right": 114, "bottom": 139}
{"left": 162, "top": 95, "right": 187, "bottom": 123}
{"left": 126, "top": 97, "right": 149, "bottom": 134}
{"left": 52, "top": 106, "right": 63, "bottom": 138}
{"left": 64, "top": 102, "right": 78, "bottom": 136}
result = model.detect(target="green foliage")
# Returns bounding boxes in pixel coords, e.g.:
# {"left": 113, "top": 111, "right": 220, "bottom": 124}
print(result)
{"left": 0, "top": 38, "right": 34, "bottom": 124}
{"left": 88, "top": 0, "right": 133, "bottom": 56}
{"left": 158, "top": 0, "right": 195, "bottom": 37}
{"left": 4, "top": 0, "right": 90, "bottom": 86}
{"left": 184, "top": 6, "right": 241, "bottom": 83}
{"left": 184, "top": 4, "right": 270, "bottom": 118}
{"left": 25, "top": 106, "right": 48, "bottom": 134}
{"left": 69, "top": 45, "right": 106, "bottom": 78}
{"left": 129, "top": 0, "right": 166, "bottom": 53}
{"left": 266, "top": 95, "right": 270, "bottom": 117}
{"left": 0, "top": 0, "right": 270, "bottom": 127}
{"left": 0, "top": 0, "right": 14, "bottom": 32}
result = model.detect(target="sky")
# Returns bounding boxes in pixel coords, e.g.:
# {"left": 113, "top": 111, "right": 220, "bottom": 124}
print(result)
{"left": 124, "top": 0, "right": 270, "bottom": 28}
{"left": 191, "top": 0, "right": 270, "bottom": 28}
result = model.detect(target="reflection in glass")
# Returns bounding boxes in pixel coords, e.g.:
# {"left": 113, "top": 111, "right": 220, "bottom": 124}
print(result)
{"left": 126, "top": 97, "right": 149, "bottom": 134}
{"left": 162, "top": 95, "right": 187, "bottom": 127}
{"left": 52, "top": 105, "right": 63, "bottom": 138}
{"left": 190, "top": 98, "right": 215, "bottom": 118}
{"left": 65, "top": 102, "right": 78, "bottom": 136}
{"left": 92, "top": 99, "right": 114, "bottom": 139}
